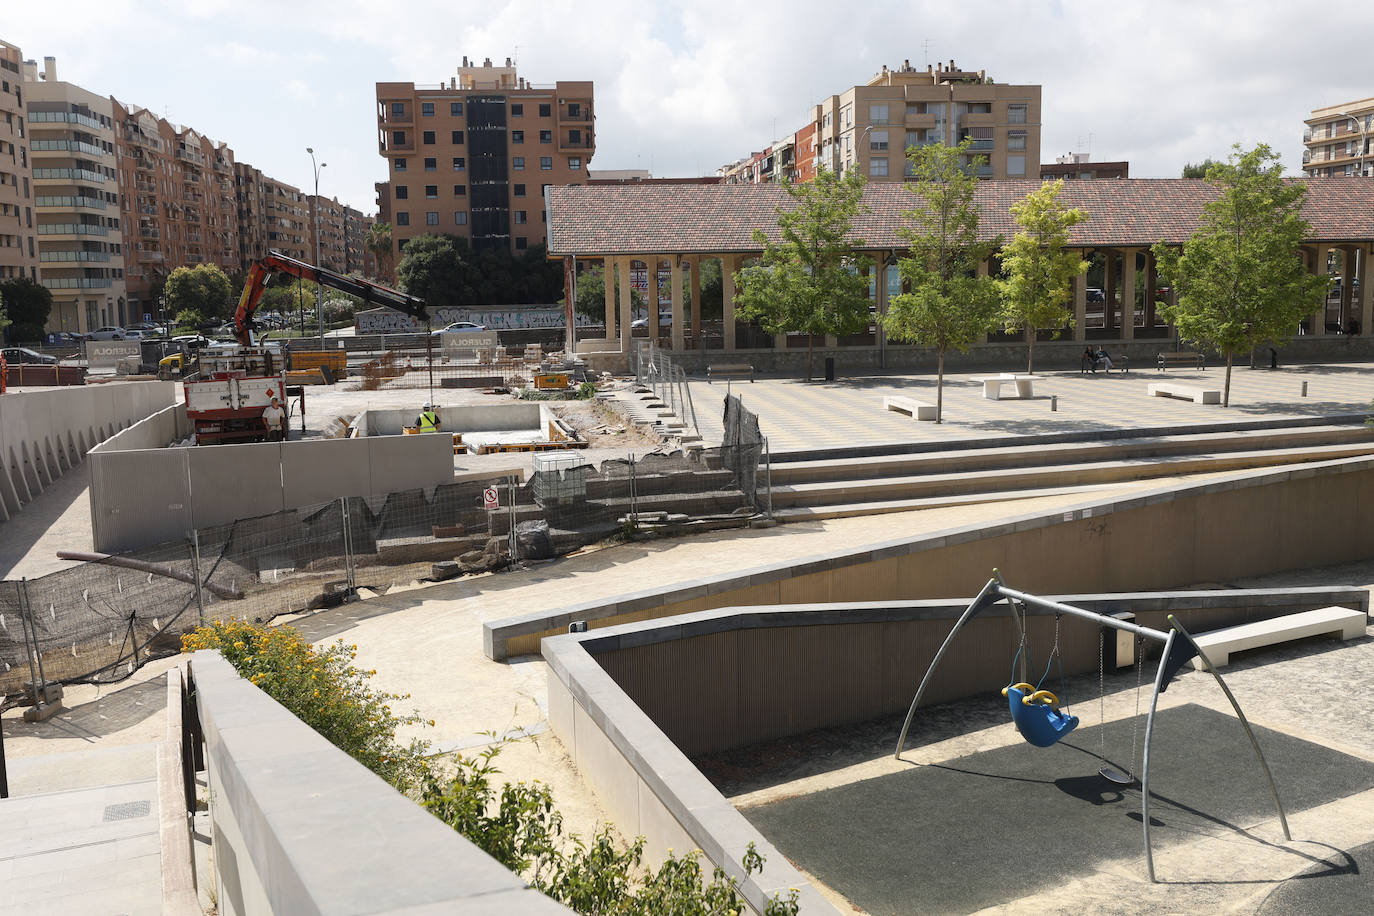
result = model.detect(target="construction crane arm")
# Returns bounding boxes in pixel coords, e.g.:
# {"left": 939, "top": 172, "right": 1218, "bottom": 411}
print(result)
{"left": 233, "top": 249, "right": 428, "bottom": 345}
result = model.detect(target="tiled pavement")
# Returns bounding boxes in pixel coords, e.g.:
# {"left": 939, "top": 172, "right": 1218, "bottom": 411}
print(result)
{"left": 689, "top": 362, "right": 1374, "bottom": 454}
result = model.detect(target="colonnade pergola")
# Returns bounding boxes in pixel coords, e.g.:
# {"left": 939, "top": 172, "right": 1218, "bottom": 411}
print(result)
{"left": 546, "top": 180, "right": 1374, "bottom": 366}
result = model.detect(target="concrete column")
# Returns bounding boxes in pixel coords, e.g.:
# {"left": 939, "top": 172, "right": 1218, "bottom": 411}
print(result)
{"left": 1306, "top": 246, "right": 1327, "bottom": 336}
{"left": 1360, "top": 245, "right": 1373, "bottom": 336}
{"left": 603, "top": 257, "right": 615, "bottom": 340}
{"left": 1341, "top": 245, "right": 1357, "bottom": 333}
{"left": 1103, "top": 250, "right": 1118, "bottom": 335}
{"left": 1073, "top": 269, "right": 1087, "bottom": 342}
{"left": 618, "top": 256, "right": 634, "bottom": 353}
{"left": 721, "top": 255, "right": 737, "bottom": 352}
{"left": 1120, "top": 248, "right": 1137, "bottom": 341}
{"left": 670, "top": 257, "right": 685, "bottom": 351}
{"left": 876, "top": 256, "right": 890, "bottom": 368}
{"left": 649, "top": 257, "right": 662, "bottom": 340}
{"left": 688, "top": 257, "right": 701, "bottom": 346}
{"left": 1144, "top": 251, "right": 1158, "bottom": 332}
{"left": 976, "top": 259, "right": 990, "bottom": 278}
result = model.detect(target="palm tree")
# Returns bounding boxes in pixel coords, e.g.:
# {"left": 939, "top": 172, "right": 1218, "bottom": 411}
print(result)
{"left": 365, "top": 221, "right": 393, "bottom": 281}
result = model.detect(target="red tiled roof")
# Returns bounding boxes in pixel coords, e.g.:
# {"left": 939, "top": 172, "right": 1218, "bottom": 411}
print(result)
{"left": 546, "top": 178, "right": 1374, "bottom": 256}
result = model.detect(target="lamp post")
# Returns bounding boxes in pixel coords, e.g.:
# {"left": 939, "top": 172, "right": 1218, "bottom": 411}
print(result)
{"left": 306, "top": 147, "right": 327, "bottom": 348}
{"left": 1335, "top": 110, "right": 1369, "bottom": 178}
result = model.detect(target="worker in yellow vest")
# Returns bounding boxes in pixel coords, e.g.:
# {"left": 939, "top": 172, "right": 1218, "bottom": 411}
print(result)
{"left": 416, "top": 402, "right": 440, "bottom": 433}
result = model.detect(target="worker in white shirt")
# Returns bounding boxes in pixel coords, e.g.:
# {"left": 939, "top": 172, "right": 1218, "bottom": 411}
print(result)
{"left": 262, "top": 393, "right": 286, "bottom": 441}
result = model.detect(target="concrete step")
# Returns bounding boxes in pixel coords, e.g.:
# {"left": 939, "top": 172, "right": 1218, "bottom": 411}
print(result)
{"left": 771, "top": 482, "right": 1116, "bottom": 522}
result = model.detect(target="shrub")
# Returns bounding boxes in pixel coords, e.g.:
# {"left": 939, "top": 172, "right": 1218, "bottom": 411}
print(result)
{"left": 182, "top": 620, "right": 430, "bottom": 793}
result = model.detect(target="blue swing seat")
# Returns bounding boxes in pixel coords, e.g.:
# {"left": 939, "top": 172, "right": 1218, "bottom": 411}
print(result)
{"left": 1002, "top": 683, "right": 1079, "bottom": 748}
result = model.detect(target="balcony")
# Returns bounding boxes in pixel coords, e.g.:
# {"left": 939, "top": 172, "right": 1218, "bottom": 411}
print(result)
{"left": 29, "top": 110, "right": 103, "bottom": 131}
{"left": 558, "top": 136, "right": 595, "bottom": 152}
{"left": 41, "top": 277, "right": 113, "bottom": 290}
{"left": 175, "top": 147, "right": 205, "bottom": 165}
{"left": 38, "top": 223, "right": 109, "bottom": 236}
{"left": 34, "top": 167, "right": 106, "bottom": 184}
{"left": 213, "top": 158, "right": 231, "bottom": 174}
{"left": 140, "top": 226, "right": 160, "bottom": 240}
{"left": 560, "top": 109, "right": 594, "bottom": 123}
{"left": 904, "top": 112, "right": 937, "bottom": 129}
{"left": 32, "top": 139, "right": 108, "bottom": 158}
{"left": 35, "top": 195, "right": 107, "bottom": 211}
{"left": 184, "top": 189, "right": 206, "bottom": 203}
{"left": 40, "top": 250, "right": 111, "bottom": 263}
{"left": 136, "top": 180, "right": 157, "bottom": 193}
{"left": 184, "top": 209, "right": 202, "bottom": 223}
{"left": 122, "top": 127, "right": 161, "bottom": 150}
{"left": 135, "top": 246, "right": 163, "bottom": 262}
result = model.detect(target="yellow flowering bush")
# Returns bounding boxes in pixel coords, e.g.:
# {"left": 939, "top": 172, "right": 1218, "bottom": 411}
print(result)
{"left": 183, "top": 619, "right": 430, "bottom": 793}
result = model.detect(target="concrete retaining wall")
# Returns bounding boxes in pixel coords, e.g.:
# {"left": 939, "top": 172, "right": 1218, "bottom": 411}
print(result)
{"left": 190, "top": 651, "right": 568, "bottom": 915}
{"left": 487, "top": 453, "right": 1374, "bottom": 659}
{"left": 89, "top": 426, "right": 455, "bottom": 553}
{"left": 0, "top": 381, "right": 173, "bottom": 523}
{"left": 351, "top": 402, "right": 543, "bottom": 437}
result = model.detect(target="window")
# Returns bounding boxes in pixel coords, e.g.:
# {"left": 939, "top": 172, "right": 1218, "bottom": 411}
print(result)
{"left": 426, "top": 211, "right": 439, "bottom": 225}
{"left": 539, "top": 103, "right": 551, "bottom": 117}
{"left": 454, "top": 185, "right": 466, "bottom": 196}
{"left": 422, "top": 131, "right": 435, "bottom": 145}
{"left": 966, "top": 102, "right": 991, "bottom": 115}
{"left": 568, "top": 103, "right": 581, "bottom": 117}
{"left": 906, "top": 102, "right": 927, "bottom": 115}
{"left": 396, "top": 212, "right": 409, "bottom": 225}
{"left": 424, "top": 157, "right": 436, "bottom": 171}
{"left": 394, "top": 158, "right": 407, "bottom": 171}
{"left": 869, "top": 103, "right": 889, "bottom": 125}
{"left": 569, "top": 129, "right": 582, "bottom": 144}
{"left": 390, "top": 102, "right": 405, "bottom": 116}
{"left": 421, "top": 102, "right": 434, "bottom": 116}
{"left": 512, "top": 130, "right": 524, "bottom": 144}
{"left": 1008, "top": 104, "right": 1027, "bottom": 124}
{"left": 511, "top": 103, "right": 523, "bottom": 117}
{"left": 823, "top": 113, "right": 832, "bottom": 128}
{"left": 454, "top": 212, "right": 467, "bottom": 225}
{"left": 515, "top": 236, "right": 528, "bottom": 250}
{"left": 514, "top": 183, "right": 526, "bottom": 197}
{"left": 452, "top": 157, "right": 465, "bottom": 171}
{"left": 869, "top": 157, "right": 889, "bottom": 177}
{"left": 513, "top": 156, "right": 525, "bottom": 170}
{"left": 514, "top": 210, "right": 527, "bottom": 224}
{"left": 395, "top": 185, "right": 409, "bottom": 199}
{"left": 1007, "top": 155, "right": 1026, "bottom": 177}
{"left": 869, "top": 129, "right": 889, "bottom": 151}
{"left": 1007, "top": 131, "right": 1027, "bottom": 152}
{"left": 569, "top": 157, "right": 581, "bottom": 170}
{"left": 425, "top": 185, "right": 438, "bottom": 198}
{"left": 450, "top": 102, "right": 463, "bottom": 116}
{"left": 905, "top": 130, "right": 923, "bottom": 149}
{"left": 391, "top": 130, "right": 406, "bottom": 146}
{"left": 540, "top": 157, "right": 552, "bottom": 170}
{"left": 539, "top": 130, "right": 552, "bottom": 144}
{"left": 451, "top": 130, "right": 464, "bottom": 144}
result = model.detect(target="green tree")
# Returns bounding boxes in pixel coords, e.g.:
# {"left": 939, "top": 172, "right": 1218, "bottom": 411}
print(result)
{"left": 999, "top": 179, "right": 1089, "bottom": 374}
{"left": 1153, "top": 143, "right": 1326, "bottom": 407}
{"left": 1181, "top": 159, "right": 1222, "bottom": 179}
{"left": 734, "top": 168, "right": 873, "bottom": 380}
{"left": 164, "top": 263, "right": 234, "bottom": 324}
{"left": 882, "top": 139, "right": 1002, "bottom": 422}
{"left": 563, "top": 264, "right": 646, "bottom": 322}
{"left": 365, "top": 221, "right": 393, "bottom": 278}
{"left": 0, "top": 277, "right": 53, "bottom": 343}
{"left": 396, "top": 233, "right": 477, "bottom": 309}
{"left": 692, "top": 258, "right": 724, "bottom": 320}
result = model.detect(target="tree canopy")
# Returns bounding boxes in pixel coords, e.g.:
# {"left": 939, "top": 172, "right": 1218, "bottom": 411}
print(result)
{"left": 365, "top": 221, "right": 393, "bottom": 278}
{"left": 733, "top": 168, "right": 873, "bottom": 378}
{"left": 396, "top": 234, "right": 564, "bottom": 309}
{"left": 564, "top": 263, "right": 645, "bottom": 322}
{"left": 164, "top": 263, "right": 234, "bottom": 327}
{"left": 999, "top": 179, "right": 1089, "bottom": 374}
{"left": 1154, "top": 143, "right": 1326, "bottom": 406}
{"left": 882, "top": 139, "right": 1002, "bottom": 421}
{"left": 0, "top": 277, "right": 54, "bottom": 343}
{"left": 1181, "top": 159, "right": 1222, "bottom": 179}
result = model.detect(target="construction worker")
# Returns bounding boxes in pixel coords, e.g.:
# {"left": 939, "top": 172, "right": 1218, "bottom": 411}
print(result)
{"left": 416, "top": 402, "right": 440, "bottom": 433}
{"left": 262, "top": 393, "right": 286, "bottom": 441}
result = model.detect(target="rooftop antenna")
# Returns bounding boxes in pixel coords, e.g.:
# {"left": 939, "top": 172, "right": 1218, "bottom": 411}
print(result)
{"left": 923, "top": 39, "right": 933, "bottom": 67}
{"left": 513, "top": 44, "right": 519, "bottom": 68}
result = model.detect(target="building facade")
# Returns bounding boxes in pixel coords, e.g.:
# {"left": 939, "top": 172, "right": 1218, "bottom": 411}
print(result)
{"left": 0, "top": 40, "right": 35, "bottom": 284}
{"left": 1041, "top": 153, "right": 1128, "bottom": 180}
{"left": 24, "top": 56, "right": 127, "bottom": 334}
{"left": 1304, "top": 98, "right": 1374, "bottom": 178}
{"left": 375, "top": 56, "right": 594, "bottom": 261}
{"left": 343, "top": 205, "right": 373, "bottom": 276}
{"left": 307, "top": 194, "right": 346, "bottom": 272}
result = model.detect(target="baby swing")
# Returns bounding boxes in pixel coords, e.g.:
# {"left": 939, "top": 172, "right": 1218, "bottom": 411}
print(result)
{"left": 1001, "top": 604, "right": 1078, "bottom": 747}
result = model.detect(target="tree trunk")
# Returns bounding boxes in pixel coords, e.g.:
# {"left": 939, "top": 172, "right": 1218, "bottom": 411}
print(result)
{"left": 936, "top": 348, "right": 945, "bottom": 424}
{"left": 1223, "top": 352, "right": 1233, "bottom": 407}
{"left": 1026, "top": 329, "right": 1036, "bottom": 375}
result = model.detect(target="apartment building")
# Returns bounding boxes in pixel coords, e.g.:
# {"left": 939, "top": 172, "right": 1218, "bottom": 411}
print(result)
{"left": 1304, "top": 98, "right": 1374, "bottom": 178}
{"left": 23, "top": 57, "right": 127, "bottom": 334}
{"left": 307, "top": 194, "right": 347, "bottom": 272}
{"left": 343, "top": 205, "right": 373, "bottom": 275}
{"left": 0, "top": 40, "right": 36, "bottom": 282}
{"left": 1041, "top": 152, "right": 1128, "bottom": 180}
{"left": 376, "top": 56, "right": 594, "bottom": 260}
{"left": 111, "top": 100, "right": 238, "bottom": 317}
{"left": 233, "top": 164, "right": 307, "bottom": 266}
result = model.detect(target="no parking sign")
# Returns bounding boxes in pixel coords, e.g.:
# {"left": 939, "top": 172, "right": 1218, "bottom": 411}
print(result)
{"left": 483, "top": 487, "right": 499, "bottom": 509}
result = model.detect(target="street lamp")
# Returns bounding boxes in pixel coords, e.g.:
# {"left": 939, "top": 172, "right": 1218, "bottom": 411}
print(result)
{"left": 1335, "top": 111, "right": 1369, "bottom": 178}
{"left": 306, "top": 147, "right": 327, "bottom": 348}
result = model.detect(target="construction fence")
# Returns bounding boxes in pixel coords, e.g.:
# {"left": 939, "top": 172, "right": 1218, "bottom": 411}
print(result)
{"left": 1, "top": 412, "right": 768, "bottom": 708}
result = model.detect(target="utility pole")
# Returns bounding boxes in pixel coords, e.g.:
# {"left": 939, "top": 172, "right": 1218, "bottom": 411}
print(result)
{"left": 306, "top": 147, "right": 327, "bottom": 348}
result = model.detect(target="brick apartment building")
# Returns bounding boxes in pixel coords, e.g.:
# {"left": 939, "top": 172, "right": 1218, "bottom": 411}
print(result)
{"left": 343, "top": 205, "right": 373, "bottom": 276}
{"left": 0, "top": 40, "right": 36, "bottom": 284}
{"left": 307, "top": 194, "right": 347, "bottom": 272}
{"left": 722, "top": 60, "right": 1042, "bottom": 185}
{"left": 1304, "top": 98, "right": 1374, "bottom": 178}
{"left": 236, "top": 163, "right": 309, "bottom": 267}
{"left": 375, "top": 56, "right": 594, "bottom": 261}
{"left": 24, "top": 57, "right": 128, "bottom": 332}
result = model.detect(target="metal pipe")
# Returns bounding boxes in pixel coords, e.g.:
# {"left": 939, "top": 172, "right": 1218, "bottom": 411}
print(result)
{"left": 1140, "top": 628, "right": 1174, "bottom": 881}
{"left": 995, "top": 585, "right": 1170, "bottom": 643}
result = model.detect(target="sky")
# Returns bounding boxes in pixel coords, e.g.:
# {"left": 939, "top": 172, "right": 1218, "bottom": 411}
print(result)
{"left": 8, "top": 1, "right": 1374, "bottom": 214}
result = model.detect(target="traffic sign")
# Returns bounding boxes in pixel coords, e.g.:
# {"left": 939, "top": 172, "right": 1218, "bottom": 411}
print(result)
{"left": 483, "top": 487, "right": 499, "bottom": 510}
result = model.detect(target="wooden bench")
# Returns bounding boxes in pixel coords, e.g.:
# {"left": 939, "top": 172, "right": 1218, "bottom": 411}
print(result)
{"left": 707, "top": 363, "right": 754, "bottom": 383}
{"left": 883, "top": 395, "right": 937, "bottom": 421}
{"left": 1157, "top": 351, "right": 1206, "bottom": 371}
{"left": 969, "top": 374, "right": 1036, "bottom": 400}
{"left": 1147, "top": 381, "right": 1221, "bottom": 404}
{"left": 1190, "top": 606, "right": 1367, "bottom": 669}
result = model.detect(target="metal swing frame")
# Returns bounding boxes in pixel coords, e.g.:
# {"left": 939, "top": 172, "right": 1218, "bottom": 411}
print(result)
{"left": 893, "top": 573, "right": 1291, "bottom": 881}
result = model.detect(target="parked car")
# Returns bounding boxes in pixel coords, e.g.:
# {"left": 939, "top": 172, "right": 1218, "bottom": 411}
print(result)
{"left": 430, "top": 320, "right": 487, "bottom": 339}
{"left": 1086, "top": 288, "right": 1105, "bottom": 303}
{"left": 86, "top": 326, "right": 128, "bottom": 340}
{"left": 1, "top": 346, "right": 58, "bottom": 365}
{"left": 172, "top": 334, "right": 211, "bottom": 351}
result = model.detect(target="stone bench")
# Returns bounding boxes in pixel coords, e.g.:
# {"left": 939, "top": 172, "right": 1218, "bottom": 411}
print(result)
{"left": 707, "top": 363, "right": 754, "bottom": 383}
{"left": 883, "top": 395, "right": 937, "bottom": 421}
{"left": 1147, "top": 381, "right": 1221, "bottom": 404}
{"left": 970, "top": 374, "right": 1036, "bottom": 400}
{"left": 1157, "top": 351, "right": 1206, "bottom": 370}
{"left": 1190, "top": 606, "right": 1367, "bottom": 670}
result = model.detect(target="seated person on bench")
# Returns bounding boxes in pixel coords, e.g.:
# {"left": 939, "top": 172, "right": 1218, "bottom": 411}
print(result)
{"left": 1094, "top": 347, "right": 1114, "bottom": 372}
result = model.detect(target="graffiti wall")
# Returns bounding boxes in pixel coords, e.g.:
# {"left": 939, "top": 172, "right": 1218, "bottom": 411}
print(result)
{"left": 356, "top": 307, "right": 598, "bottom": 334}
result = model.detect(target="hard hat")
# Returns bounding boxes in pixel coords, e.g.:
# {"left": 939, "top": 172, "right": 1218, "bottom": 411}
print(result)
{"left": 422, "top": 402, "right": 433, "bottom": 409}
